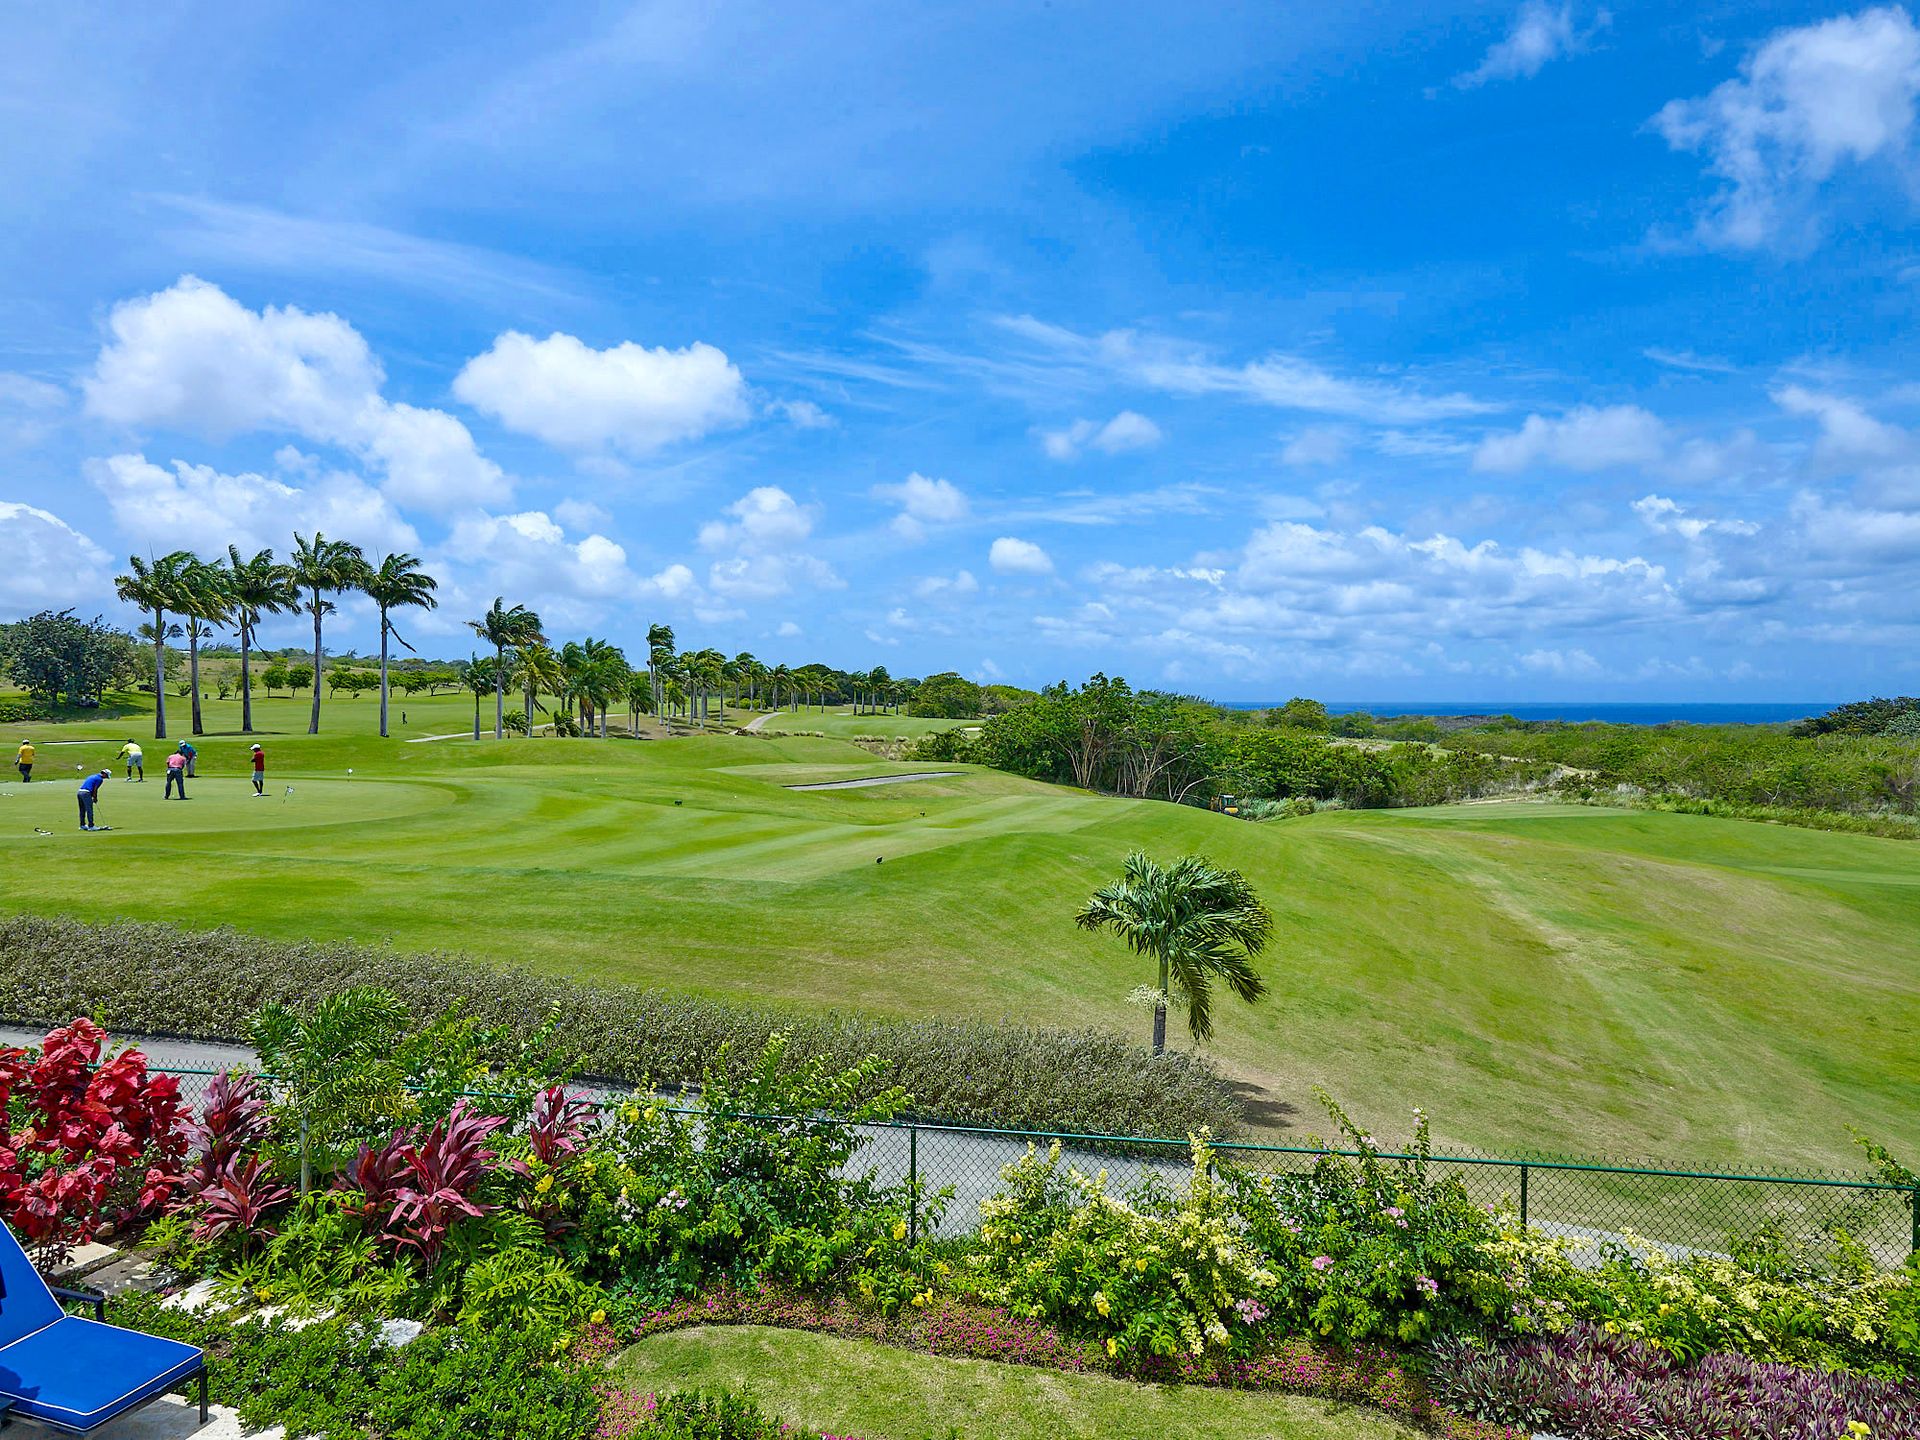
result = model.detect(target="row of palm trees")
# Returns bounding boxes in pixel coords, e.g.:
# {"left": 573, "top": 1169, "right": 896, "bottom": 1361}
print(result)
{"left": 111, "top": 538, "right": 921, "bottom": 744}
{"left": 113, "top": 535, "right": 437, "bottom": 741}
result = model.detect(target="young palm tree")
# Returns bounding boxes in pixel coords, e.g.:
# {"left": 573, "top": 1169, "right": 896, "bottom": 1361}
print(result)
{"left": 289, "top": 532, "right": 369, "bottom": 735}
{"left": 225, "top": 546, "right": 297, "bottom": 734}
{"left": 467, "top": 597, "right": 545, "bottom": 738}
{"left": 1075, "top": 851, "right": 1273, "bottom": 1055}
{"left": 461, "top": 654, "right": 496, "bottom": 740}
{"left": 114, "top": 550, "right": 195, "bottom": 739}
{"left": 176, "top": 556, "right": 231, "bottom": 737}
{"left": 362, "top": 553, "right": 439, "bottom": 738}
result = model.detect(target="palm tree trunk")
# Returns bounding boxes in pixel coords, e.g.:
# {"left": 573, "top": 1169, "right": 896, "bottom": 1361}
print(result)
{"left": 151, "top": 609, "right": 168, "bottom": 740}
{"left": 1153, "top": 955, "right": 1170, "bottom": 1055}
{"left": 472, "top": 688, "right": 481, "bottom": 740}
{"left": 239, "top": 625, "right": 253, "bottom": 733}
{"left": 188, "top": 628, "right": 204, "bottom": 735}
{"left": 378, "top": 618, "right": 391, "bottom": 738}
{"left": 494, "top": 644, "right": 505, "bottom": 738}
{"left": 308, "top": 598, "right": 323, "bottom": 735}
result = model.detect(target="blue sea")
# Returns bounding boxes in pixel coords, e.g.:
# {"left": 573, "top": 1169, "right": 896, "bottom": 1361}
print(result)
{"left": 1220, "top": 701, "right": 1835, "bottom": 726}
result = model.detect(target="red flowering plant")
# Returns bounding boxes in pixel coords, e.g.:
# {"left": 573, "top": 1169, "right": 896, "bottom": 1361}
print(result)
{"left": 0, "top": 1018, "right": 191, "bottom": 1269}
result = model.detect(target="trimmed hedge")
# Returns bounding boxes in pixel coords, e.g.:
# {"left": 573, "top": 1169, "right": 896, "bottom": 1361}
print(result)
{"left": 0, "top": 916, "right": 1244, "bottom": 1139}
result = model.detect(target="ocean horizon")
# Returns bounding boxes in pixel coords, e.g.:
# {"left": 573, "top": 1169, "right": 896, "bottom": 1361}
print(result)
{"left": 1216, "top": 700, "right": 1837, "bottom": 726}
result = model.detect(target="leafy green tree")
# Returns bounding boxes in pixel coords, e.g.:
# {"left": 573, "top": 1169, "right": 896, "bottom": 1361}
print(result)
{"left": 287, "top": 661, "right": 313, "bottom": 697}
{"left": 1, "top": 610, "right": 138, "bottom": 706}
{"left": 1268, "top": 696, "right": 1332, "bottom": 732}
{"left": 289, "top": 532, "right": 368, "bottom": 735}
{"left": 362, "top": 552, "right": 439, "bottom": 738}
{"left": 467, "top": 598, "right": 545, "bottom": 738}
{"left": 260, "top": 659, "right": 288, "bottom": 695}
{"left": 114, "top": 550, "right": 194, "bottom": 739}
{"left": 1076, "top": 851, "right": 1272, "bottom": 1054}
{"left": 910, "top": 670, "right": 985, "bottom": 718}
{"left": 224, "top": 546, "right": 297, "bottom": 733}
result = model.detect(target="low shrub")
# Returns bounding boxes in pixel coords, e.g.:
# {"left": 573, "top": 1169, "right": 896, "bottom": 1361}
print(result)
{"left": 963, "top": 1134, "right": 1278, "bottom": 1359}
{"left": 599, "top": 1388, "right": 874, "bottom": 1440}
{"left": 108, "top": 1290, "right": 605, "bottom": 1440}
{"left": 0, "top": 1018, "right": 189, "bottom": 1266}
{"left": 1224, "top": 1099, "right": 1523, "bottom": 1347}
{"left": 0, "top": 916, "right": 1242, "bottom": 1139}
{"left": 1495, "top": 1224, "right": 1920, "bottom": 1379}
{"left": 1428, "top": 1322, "right": 1920, "bottom": 1439}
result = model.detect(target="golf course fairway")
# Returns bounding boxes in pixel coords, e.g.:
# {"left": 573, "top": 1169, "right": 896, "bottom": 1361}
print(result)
{"left": 2, "top": 692, "right": 1915, "bottom": 1170}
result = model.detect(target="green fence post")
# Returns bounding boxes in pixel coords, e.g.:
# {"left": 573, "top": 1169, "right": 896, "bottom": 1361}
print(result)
{"left": 908, "top": 1124, "right": 920, "bottom": 1245}
{"left": 1911, "top": 1185, "right": 1918, "bottom": 1259}
{"left": 1519, "top": 1163, "right": 1529, "bottom": 1228}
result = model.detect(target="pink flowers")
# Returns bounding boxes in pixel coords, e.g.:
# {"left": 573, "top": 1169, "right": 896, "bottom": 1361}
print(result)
{"left": 1416, "top": 1275, "right": 1440, "bottom": 1298}
{"left": 1311, "top": 1254, "right": 1335, "bottom": 1271}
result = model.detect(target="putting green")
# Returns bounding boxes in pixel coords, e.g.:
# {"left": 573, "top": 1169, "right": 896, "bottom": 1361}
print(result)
{"left": 1, "top": 774, "right": 452, "bottom": 837}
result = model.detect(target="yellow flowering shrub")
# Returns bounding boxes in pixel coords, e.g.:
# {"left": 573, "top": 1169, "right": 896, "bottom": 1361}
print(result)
{"left": 966, "top": 1134, "right": 1276, "bottom": 1358}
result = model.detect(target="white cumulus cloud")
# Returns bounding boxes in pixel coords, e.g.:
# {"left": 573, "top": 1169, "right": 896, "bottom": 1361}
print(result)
{"left": 872, "top": 472, "right": 969, "bottom": 540}
{"left": 453, "top": 330, "right": 750, "bottom": 455}
{"left": 83, "top": 276, "right": 507, "bottom": 511}
{"left": 1455, "top": 3, "right": 1592, "bottom": 89}
{"left": 1474, "top": 405, "right": 1671, "bottom": 472}
{"left": 86, "top": 452, "right": 418, "bottom": 557}
{"left": 1038, "top": 410, "right": 1164, "bottom": 460}
{"left": 1652, "top": 5, "right": 1920, "bottom": 249}
{"left": 989, "top": 536, "right": 1054, "bottom": 576}
{"left": 0, "top": 503, "right": 110, "bottom": 613}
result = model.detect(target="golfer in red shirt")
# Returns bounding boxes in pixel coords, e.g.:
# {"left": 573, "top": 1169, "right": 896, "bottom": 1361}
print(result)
{"left": 250, "top": 743, "right": 266, "bottom": 796}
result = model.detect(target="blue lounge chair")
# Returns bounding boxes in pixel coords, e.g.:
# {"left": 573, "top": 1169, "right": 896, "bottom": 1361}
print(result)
{"left": 0, "top": 1222, "right": 207, "bottom": 1432}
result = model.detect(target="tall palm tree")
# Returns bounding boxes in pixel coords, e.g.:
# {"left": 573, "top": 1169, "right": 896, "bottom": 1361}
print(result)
{"left": 646, "top": 624, "right": 675, "bottom": 726}
{"left": 289, "top": 532, "right": 368, "bottom": 735}
{"left": 467, "top": 597, "right": 544, "bottom": 738}
{"left": 362, "top": 553, "right": 439, "bottom": 738}
{"left": 582, "top": 639, "right": 627, "bottom": 738}
{"left": 176, "top": 556, "right": 230, "bottom": 737}
{"left": 225, "top": 546, "right": 297, "bottom": 734}
{"left": 731, "top": 652, "right": 758, "bottom": 709}
{"left": 1075, "top": 852, "right": 1273, "bottom": 1055}
{"left": 512, "top": 642, "right": 567, "bottom": 733}
{"left": 114, "top": 550, "right": 195, "bottom": 739}
{"left": 768, "top": 663, "right": 791, "bottom": 713}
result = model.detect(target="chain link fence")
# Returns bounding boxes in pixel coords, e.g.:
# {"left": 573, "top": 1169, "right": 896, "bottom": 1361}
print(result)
{"left": 147, "top": 1067, "right": 1918, "bottom": 1269}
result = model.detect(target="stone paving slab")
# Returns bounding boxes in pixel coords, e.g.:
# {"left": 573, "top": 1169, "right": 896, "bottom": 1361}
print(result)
{"left": 79, "top": 1393, "right": 281, "bottom": 1440}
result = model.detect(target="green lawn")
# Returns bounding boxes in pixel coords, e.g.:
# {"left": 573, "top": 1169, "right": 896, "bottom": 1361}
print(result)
{"left": 3, "top": 691, "right": 1918, "bottom": 1167}
{"left": 614, "top": 1326, "right": 1419, "bottom": 1440}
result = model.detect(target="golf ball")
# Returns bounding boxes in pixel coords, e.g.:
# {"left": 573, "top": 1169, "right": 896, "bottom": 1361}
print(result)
{"left": 346, "top": 768, "right": 353, "bottom": 774}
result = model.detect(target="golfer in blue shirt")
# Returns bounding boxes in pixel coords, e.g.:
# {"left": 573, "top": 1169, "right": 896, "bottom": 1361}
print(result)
{"left": 77, "top": 769, "right": 109, "bottom": 831}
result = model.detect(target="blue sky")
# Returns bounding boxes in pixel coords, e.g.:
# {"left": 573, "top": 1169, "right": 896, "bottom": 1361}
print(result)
{"left": 4, "top": 1, "right": 1920, "bottom": 700}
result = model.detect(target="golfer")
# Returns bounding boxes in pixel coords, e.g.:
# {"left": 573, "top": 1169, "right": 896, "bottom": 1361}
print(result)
{"left": 177, "top": 740, "right": 197, "bottom": 778}
{"left": 14, "top": 739, "right": 32, "bottom": 783}
{"left": 77, "top": 769, "right": 108, "bottom": 830}
{"left": 163, "top": 748, "right": 188, "bottom": 800}
{"left": 118, "top": 739, "right": 144, "bottom": 781}
{"left": 250, "top": 743, "right": 266, "bottom": 795}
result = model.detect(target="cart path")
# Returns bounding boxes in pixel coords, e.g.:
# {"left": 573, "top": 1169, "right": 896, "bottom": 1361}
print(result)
{"left": 784, "top": 771, "right": 964, "bottom": 791}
